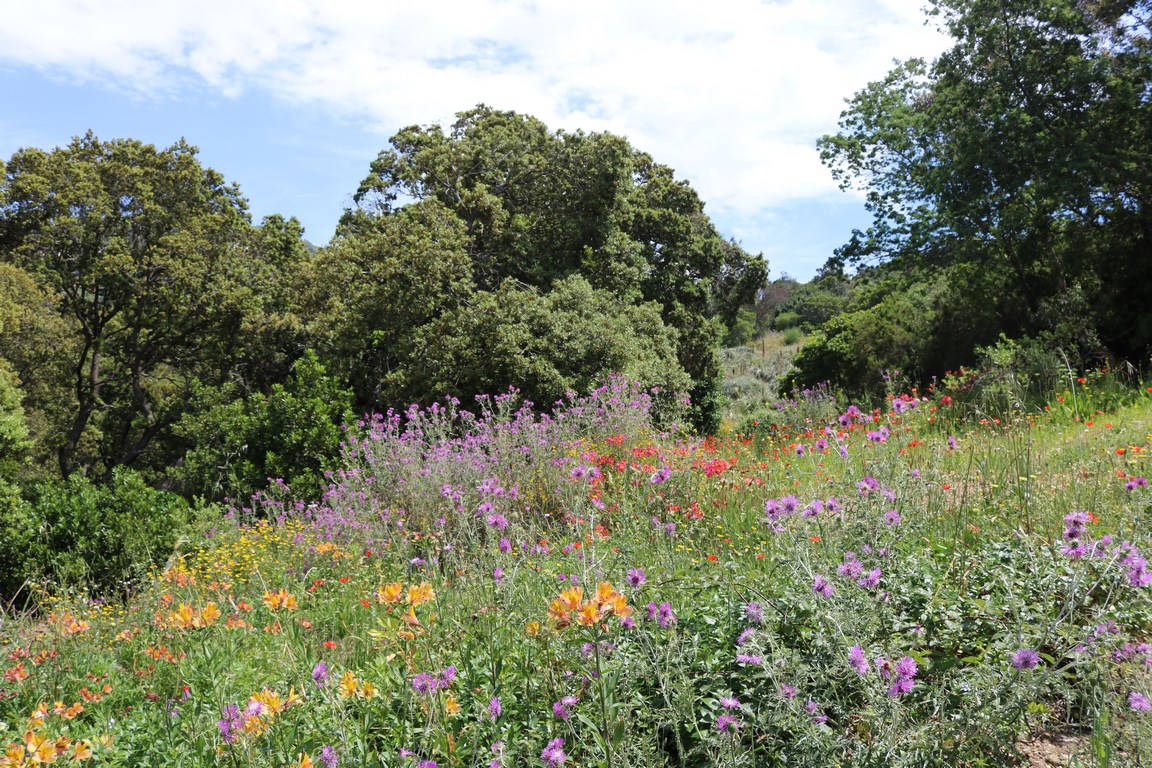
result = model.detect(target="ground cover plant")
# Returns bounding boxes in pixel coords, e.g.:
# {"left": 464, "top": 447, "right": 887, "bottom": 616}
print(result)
{"left": 3, "top": 373, "right": 1152, "bottom": 767}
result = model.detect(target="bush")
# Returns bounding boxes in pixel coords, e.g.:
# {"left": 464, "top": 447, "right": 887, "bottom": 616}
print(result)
{"left": 16, "top": 469, "right": 192, "bottom": 600}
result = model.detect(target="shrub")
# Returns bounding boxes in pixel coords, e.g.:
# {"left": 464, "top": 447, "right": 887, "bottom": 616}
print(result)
{"left": 19, "top": 469, "right": 192, "bottom": 599}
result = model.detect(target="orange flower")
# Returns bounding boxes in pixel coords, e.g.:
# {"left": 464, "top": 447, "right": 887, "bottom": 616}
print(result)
{"left": 377, "top": 582, "right": 404, "bottom": 604}
{"left": 576, "top": 601, "right": 602, "bottom": 626}
{"left": 406, "top": 582, "right": 435, "bottom": 607}
{"left": 558, "top": 587, "right": 583, "bottom": 613}
{"left": 338, "top": 671, "right": 359, "bottom": 698}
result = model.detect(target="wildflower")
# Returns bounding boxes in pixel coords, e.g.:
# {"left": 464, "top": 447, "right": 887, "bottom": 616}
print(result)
{"left": 493, "top": 567, "right": 505, "bottom": 584}
{"left": 736, "top": 627, "right": 756, "bottom": 646}
{"left": 487, "top": 513, "right": 509, "bottom": 530}
{"left": 795, "top": 444, "right": 806, "bottom": 457}
{"left": 715, "top": 714, "right": 741, "bottom": 732}
{"left": 1129, "top": 692, "right": 1152, "bottom": 712}
{"left": 812, "top": 575, "right": 836, "bottom": 598}
{"left": 884, "top": 509, "right": 902, "bottom": 526}
{"left": 803, "top": 500, "right": 822, "bottom": 518}
{"left": 418, "top": 761, "right": 438, "bottom": 768}
{"left": 626, "top": 568, "right": 647, "bottom": 588}
{"left": 664, "top": 522, "right": 677, "bottom": 537}
{"left": 885, "top": 656, "right": 918, "bottom": 696}
{"left": 719, "top": 695, "right": 741, "bottom": 709}
{"left": 737, "top": 653, "right": 763, "bottom": 665}
{"left": 857, "top": 568, "right": 882, "bottom": 589}
{"left": 553, "top": 695, "right": 577, "bottom": 720}
{"left": 319, "top": 746, "right": 339, "bottom": 768}
{"left": 312, "top": 661, "right": 329, "bottom": 688}
{"left": 499, "top": 538, "right": 512, "bottom": 553}
{"left": 488, "top": 696, "right": 502, "bottom": 721}
{"left": 541, "top": 737, "right": 567, "bottom": 767}
{"left": 780, "top": 684, "right": 796, "bottom": 698}
{"left": 780, "top": 495, "right": 800, "bottom": 515}
{"left": 806, "top": 699, "right": 828, "bottom": 724}
{"left": 1126, "top": 476, "right": 1148, "bottom": 491}
{"left": 1012, "top": 648, "right": 1040, "bottom": 670}
{"left": 412, "top": 673, "right": 438, "bottom": 695}
{"left": 848, "top": 646, "right": 869, "bottom": 676}
{"left": 649, "top": 467, "right": 671, "bottom": 484}
{"left": 825, "top": 495, "right": 841, "bottom": 513}
{"left": 1063, "top": 511, "right": 1091, "bottom": 541}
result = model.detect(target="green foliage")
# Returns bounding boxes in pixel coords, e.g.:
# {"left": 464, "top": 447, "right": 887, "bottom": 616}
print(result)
{"left": 341, "top": 105, "right": 766, "bottom": 430}
{"left": 388, "top": 275, "right": 692, "bottom": 425}
{"left": 782, "top": 279, "right": 941, "bottom": 399}
{"left": 8, "top": 469, "right": 191, "bottom": 600}
{"left": 0, "top": 133, "right": 291, "bottom": 481}
{"left": 175, "top": 351, "right": 354, "bottom": 502}
{"left": 0, "top": 359, "right": 30, "bottom": 476}
{"left": 819, "top": 0, "right": 1152, "bottom": 381}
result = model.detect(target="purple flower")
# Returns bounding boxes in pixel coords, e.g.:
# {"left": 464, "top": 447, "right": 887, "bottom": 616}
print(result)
{"left": 813, "top": 575, "right": 836, "bottom": 598}
{"left": 412, "top": 672, "right": 438, "bottom": 695}
{"left": 795, "top": 444, "right": 806, "bottom": 457}
{"left": 312, "top": 661, "right": 329, "bottom": 688}
{"left": 418, "top": 761, "right": 438, "bottom": 768}
{"left": 737, "top": 653, "right": 763, "bottom": 665}
{"left": 650, "top": 467, "right": 671, "bottom": 484}
{"left": 715, "top": 714, "right": 741, "bottom": 733}
{"left": 541, "top": 737, "right": 567, "bottom": 767}
{"left": 805, "top": 699, "right": 828, "bottom": 724}
{"left": 780, "top": 495, "right": 800, "bottom": 515}
{"left": 803, "top": 500, "right": 822, "bottom": 518}
{"left": 487, "top": 512, "right": 509, "bottom": 530}
{"left": 884, "top": 509, "right": 902, "bottom": 526}
{"left": 1129, "top": 691, "right": 1152, "bottom": 712}
{"left": 849, "top": 645, "right": 869, "bottom": 676}
{"left": 719, "top": 696, "right": 741, "bottom": 709}
{"left": 744, "top": 602, "right": 764, "bottom": 624}
{"left": 1126, "top": 476, "right": 1148, "bottom": 491}
{"left": 884, "top": 655, "right": 918, "bottom": 696}
{"left": 498, "top": 537, "right": 512, "bottom": 553}
{"left": 552, "top": 696, "right": 577, "bottom": 720}
{"left": 736, "top": 627, "right": 756, "bottom": 646}
{"left": 319, "top": 745, "right": 339, "bottom": 768}
{"left": 857, "top": 568, "right": 882, "bottom": 589}
{"left": 780, "top": 684, "right": 796, "bottom": 699}
{"left": 626, "top": 568, "right": 647, "bottom": 588}
{"left": 1012, "top": 649, "right": 1040, "bottom": 670}
{"left": 488, "top": 696, "right": 502, "bottom": 721}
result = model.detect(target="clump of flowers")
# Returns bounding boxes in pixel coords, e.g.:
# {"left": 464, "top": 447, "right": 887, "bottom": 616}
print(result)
{"left": 547, "top": 582, "right": 631, "bottom": 629}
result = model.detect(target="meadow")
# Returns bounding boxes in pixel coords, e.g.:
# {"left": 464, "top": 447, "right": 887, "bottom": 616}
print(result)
{"left": 3, "top": 372, "right": 1152, "bottom": 767}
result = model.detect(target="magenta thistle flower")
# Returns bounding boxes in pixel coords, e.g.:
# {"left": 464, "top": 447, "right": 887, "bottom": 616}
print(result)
{"left": 541, "top": 737, "right": 567, "bottom": 767}
{"left": 1129, "top": 691, "right": 1152, "bottom": 712}
{"left": 813, "top": 575, "right": 836, "bottom": 597}
{"left": 311, "top": 661, "right": 329, "bottom": 688}
{"left": 737, "top": 653, "right": 763, "bottom": 665}
{"left": 715, "top": 714, "right": 741, "bottom": 732}
{"left": 319, "top": 745, "right": 339, "bottom": 768}
{"left": 849, "top": 645, "right": 869, "bottom": 676}
{"left": 488, "top": 696, "right": 502, "bottom": 721}
{"left": 719, "top": 696, "right": 741, "bottom": 709}
{"left": 1012, "top": 649, "right": 1040, "bottom": 670}
{"left": 626, "top": 568, "right": 647, "bottom": 588}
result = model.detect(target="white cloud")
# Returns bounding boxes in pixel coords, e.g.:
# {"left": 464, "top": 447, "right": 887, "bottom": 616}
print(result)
{"left": 1, "top": 0, "right": 951, "bottom": 266}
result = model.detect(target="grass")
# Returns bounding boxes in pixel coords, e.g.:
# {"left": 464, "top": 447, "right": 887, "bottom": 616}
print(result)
{"left": 2, "top": 375, "right": 1152, "bottom": 767}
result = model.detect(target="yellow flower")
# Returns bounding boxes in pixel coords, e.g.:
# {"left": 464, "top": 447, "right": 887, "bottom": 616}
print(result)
{"left": 291, "top": 752, "right": 314, "bottom": 768}
{"left": 377, "top": 582, "right": 404, "bottom": 604}
{"left": 358, "top": 680, "right": 378, "bottom": 699}
{"left": 338, "top": 671, "right": 359, "bottom": 698}
{"left": 406, "top": 582, "right": 435, "bottom": 607}
{"left": 444, "top": 696, "right": 461, "bottom": 716}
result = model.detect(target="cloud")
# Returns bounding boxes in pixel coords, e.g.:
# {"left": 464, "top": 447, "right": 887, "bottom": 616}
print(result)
{"left": 1, "top": 0, "right": 951, "bottom": 264}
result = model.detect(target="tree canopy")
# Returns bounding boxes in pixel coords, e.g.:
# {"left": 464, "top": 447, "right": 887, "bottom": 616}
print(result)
{"left": 790, "top": 0, "right": 1152, "bottom": 394}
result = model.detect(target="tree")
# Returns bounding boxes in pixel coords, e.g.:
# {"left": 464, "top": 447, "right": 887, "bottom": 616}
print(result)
{"left": 0, "top": 133, "right": 264, "bottom": 478}
{"left": 819, "top": 0, "right": 1152, "bottom": 366}
{"left": 344, "top": 105, "right": 766, "bottom": 429}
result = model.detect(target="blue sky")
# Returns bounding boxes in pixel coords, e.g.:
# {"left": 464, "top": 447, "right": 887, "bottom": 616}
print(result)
{"left": 0, "top": 0, "right": 950, "bottom": 280}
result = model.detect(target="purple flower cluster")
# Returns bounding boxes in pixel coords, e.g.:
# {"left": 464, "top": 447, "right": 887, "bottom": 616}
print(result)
{"left": 838, "top": 553, "right": 882, "bottom": 589}
{"left": 646, "top": 601, "right": 677, "bottom": 627}
{"left": 876, "top": 655, "right": 918, "bottom": 696}
{"left": 1011, "top": 648, "right": 1040, "bottom": 670}
{"left": 552, "top": 695, "right": 578, "bottom": 720}
{"left": 217, "top": 703, "right": 242, "bottom": 744}
{"left": 812, "top": 575, "right": 836, "bottom": 598}
{"left": 541, "top": 737, "right": 567, "bottom": 767}
{"left": 1125, "top": 476, "right": 1148, "bottom": 491}
{"left": 412, "top": 666, "right": 457, "bottom": 695}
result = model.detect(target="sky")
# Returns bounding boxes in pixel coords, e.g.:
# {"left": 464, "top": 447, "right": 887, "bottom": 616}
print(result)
{"left": 0, "top": 0, "right": 952, "bottom": 280}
